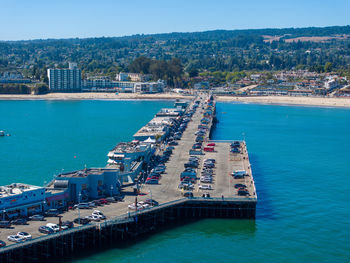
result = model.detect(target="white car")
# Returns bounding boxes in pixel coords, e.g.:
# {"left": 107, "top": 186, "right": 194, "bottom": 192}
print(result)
{"left": 46, "top": 223, "right": 68, "bottom": 232}
{"left": 128, "top": 203, "right": 142, "bottom": 210}
{"left": 92, "top": 210, "right": 106, "bottom": 220}
{"left": 7, "top": 235, "right": 24, "bottom": 243}
{"left": 138, "top": 201, "right": 150, "bottom": 209}
{"left": 199, "top": 184, "right": 212, "bottom": 190}
{"left": 17, "top": 232, "right": 32, "bottom": 240}
{"left": 85, "top": 215, "right": 101, "bottom": 222}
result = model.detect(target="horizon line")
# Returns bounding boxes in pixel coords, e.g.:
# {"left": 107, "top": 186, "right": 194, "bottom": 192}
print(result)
{"left": 1, "top": 24, "right": 349, "bottom": 42}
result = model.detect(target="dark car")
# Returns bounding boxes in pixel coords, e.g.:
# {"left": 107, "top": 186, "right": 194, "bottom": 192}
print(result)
{"left": 183, "top": 192, "right": 194, "bottom": 198}
{"left": 74, "top": 217, "right": 90, "bottom": 225}
{"left": 29, "top": 214, "right": 45, "bottom": 221}
{"left": 113, "top": 195, "right": 124, "bottom": 202}
{"left": 45, "top": 209, "right": 60, "bottom": 217}
{"left": 62, "top": 221, "right": 74, "bottom": 229}
{"left": 39, "top": 226, "right": 54, "bottom": 234}
{"left": 168, "top": 141, "right": 178, "bottom": 146}
{"left": 11, "top": 218, "right": 27, "bottom": 225}
{"left": 145, "top": 199, "right": 159, "bottom": 206}
{"left": 0, "top": 221, "right": 11, "bottom": 228}
{"left": 0, "top": 240, "right": 6, "bottom": 247}
{"left": 106, "top": 197, "right": 117, "bottom": 203}
{"left": 184, "top": 162, "right": 198, "bottom": 168}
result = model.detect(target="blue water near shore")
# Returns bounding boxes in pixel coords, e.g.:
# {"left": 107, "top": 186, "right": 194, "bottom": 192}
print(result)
{"left": 1, "top": 100, "right": 350, "bottom": 262}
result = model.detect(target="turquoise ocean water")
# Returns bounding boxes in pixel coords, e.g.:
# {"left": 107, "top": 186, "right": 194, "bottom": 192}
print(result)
{"left": 1, "top": 100, "right": 350, "bottom": 263}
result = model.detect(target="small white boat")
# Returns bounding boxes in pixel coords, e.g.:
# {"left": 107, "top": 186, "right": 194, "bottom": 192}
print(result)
{"left": 0, "top": 131, "right": 5, "bottom": 136}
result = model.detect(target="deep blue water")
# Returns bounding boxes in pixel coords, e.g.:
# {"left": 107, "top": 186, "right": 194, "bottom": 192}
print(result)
{"left": 1, "top": 100, "right": 350, "bottom": 262}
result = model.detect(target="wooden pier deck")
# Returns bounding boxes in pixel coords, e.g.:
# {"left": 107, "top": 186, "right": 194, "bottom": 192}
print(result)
{"left": 0, "top": 94, "right": 257, "bottom": 262}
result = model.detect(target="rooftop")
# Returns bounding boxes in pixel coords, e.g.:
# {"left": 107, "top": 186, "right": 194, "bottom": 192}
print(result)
{"left": 0, "top": 183, "right": 42, "bottom": 198}
{"left": 109, "top": 141, "right": 149, "bottom": 154}
{"left": 57, "top": 168, "right": 120, "bottom": 178}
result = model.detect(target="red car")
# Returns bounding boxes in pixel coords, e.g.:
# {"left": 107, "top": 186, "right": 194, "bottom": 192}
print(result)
{"left": 207, "top": 143, "right": 216, "bottom": 147}
{"left": 204, "top": 147, "right": 214, "bottom": 152}
{"left": 99, "top": 198, "right": 109, "bottom": 204}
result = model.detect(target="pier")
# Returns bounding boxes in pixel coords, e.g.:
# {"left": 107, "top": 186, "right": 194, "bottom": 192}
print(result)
{"left": 0, "top": 94, "right": 257, "bottom": 262}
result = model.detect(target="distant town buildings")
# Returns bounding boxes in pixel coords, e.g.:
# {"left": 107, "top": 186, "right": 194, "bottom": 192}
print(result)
{"left": 0, "top": 71, "right": 31, "bottom": 84}
{"left": 116, "top": 72, "right": 152, "bottom": 82}
{"left": 82, "top": 77, "right": 165, "bottom": 93}
{"left": 47, "top": 62, "right": 82, "bottom": 92}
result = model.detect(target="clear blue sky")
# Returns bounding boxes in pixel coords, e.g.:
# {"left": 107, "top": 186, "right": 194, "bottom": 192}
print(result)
{"left": 1, "top": 0, "right": 349, "bottom": 41}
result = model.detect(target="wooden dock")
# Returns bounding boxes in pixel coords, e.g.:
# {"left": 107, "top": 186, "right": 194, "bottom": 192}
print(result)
{"left": 0, "top": 94, "right": 257, "bottom": 262}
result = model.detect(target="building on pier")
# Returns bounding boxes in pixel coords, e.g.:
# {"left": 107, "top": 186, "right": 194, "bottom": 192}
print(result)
{"left": 0, "top": 183, "right": 46, "bottom": 219}
{"left": 53, "top": 168, "right": 123, "bottom": 203}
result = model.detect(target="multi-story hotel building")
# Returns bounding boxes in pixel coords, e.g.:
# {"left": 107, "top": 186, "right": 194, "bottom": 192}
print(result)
{"left": 47, "top": 62, "right": 81, "bottom": 92}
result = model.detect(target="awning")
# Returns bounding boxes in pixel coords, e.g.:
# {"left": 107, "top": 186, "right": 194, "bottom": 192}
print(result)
{"left": 144, "top": 137, "right": 156, "bottom": 143}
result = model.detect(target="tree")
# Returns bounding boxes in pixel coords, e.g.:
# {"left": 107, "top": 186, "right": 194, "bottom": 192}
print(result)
{"left": 128, "top": 56, "right": 152, "bottom": 74}
{"left": 188, "top": 68, "right": 199, "bottom": 78}
{"left": 324, "top": 62, "right": 333, "bottom": 72}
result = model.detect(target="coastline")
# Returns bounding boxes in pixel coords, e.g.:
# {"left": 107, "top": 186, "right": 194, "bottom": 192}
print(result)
{"left": 0, "top": 92, "right": 192, "bottom": 101}
{"left": 0, "top": 92, "right": 350, "bottom": 108}
{"left": 216, "top": 95, "right": 350, "bottom": 108}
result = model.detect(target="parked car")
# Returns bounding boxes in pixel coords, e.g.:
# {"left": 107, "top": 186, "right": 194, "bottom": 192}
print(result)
{"left": 0, "top": 221, "right": 11, "bottom": 228}
{"left": 106, "top": 197, "right": 117, "bottom": 203}
{"left": 17, "top": 232, "right": 32, "bottom": 240}
{"left": 62, "top": 221, "right": 74, "bottom": 229}
{"left": 45, "top": 209, "right": 60, "bottom": 217}
{"left": 38, "top": 226, "right": 54, "bottom": 234}
{"left": 199, "top": 185, "right": 212, "bottom": 190}
{"left": 145, "top": 179, "right": 158, "bottom": 184}
{"left": 11, "top": 218, "right": 27, "bottom": 225}
{"left": 88, "top": 202, "right": 97, "bottom": 208}
{"left": 145, "top": 199, "right": 159, "bottom": 206}
{"left": 128, "top": 203, "right": 143, "bottom": 210}
{"left": 113, "top": 195, "right": 124, "bottom": 202}
{"left": 85, "top": 215, "right": 101, "bottom": 222}
{"left": 168, "top": 141, "right": 178, "bottom": 146}
{"left": 0, "top": 240, "right": 6, "bottom": 247}
{"left": 92, "top": 210, "right": 106, "bottom": 220}
{"left": 46, "top": 223, "right": 60, "bottom": 232}
{"left": 138, "top": 201, "right": 150, "bottom": 209}
{"left": 99, "top": 198, "right": 109, "bottom": 205}
{"left": 73, "top": 203, "right": 90, "bottom": 209}
{"left": 238, "top": 188, "right": 249, "bottom": 196}
{"left": 29, "top": 215, "right": 45, "bottom": 221}
{"left": 234, "top": 183, "right": 247, "bottom": 189}
{"left": 73, "top": 218, "right": 90, "bottom": 225}
{"left": 7, "top": 235, "right": 24, "bottom": 243}
{"left": 183, "top": 192, "right": 194, "bottom": 198}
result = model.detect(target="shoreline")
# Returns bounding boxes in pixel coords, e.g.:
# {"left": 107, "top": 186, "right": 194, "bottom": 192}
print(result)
{"left": 0, "top": 92, "right": 350, "bottom": 108}
{"left": 216, "top": 95, "right": 350, "bottom": 109}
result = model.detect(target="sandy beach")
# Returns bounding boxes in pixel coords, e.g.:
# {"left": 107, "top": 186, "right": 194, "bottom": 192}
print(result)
{"left": 0, "top": 92, "right": 350, "bottom": 108}
{"left": 0, "top": 92, "right": 192, "bottom": 101}
{"left": 216, "top": 95, "right": 350, "bottom": 108}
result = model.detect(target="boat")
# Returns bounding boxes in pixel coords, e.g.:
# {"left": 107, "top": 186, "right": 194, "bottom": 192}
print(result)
{"left": 0, "top": 131, "right": 5, "bottom": 136}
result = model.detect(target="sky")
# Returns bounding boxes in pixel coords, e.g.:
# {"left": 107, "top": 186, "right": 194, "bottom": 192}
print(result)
{"left": 1, "top": 0, "right": 349, "bottom": 41}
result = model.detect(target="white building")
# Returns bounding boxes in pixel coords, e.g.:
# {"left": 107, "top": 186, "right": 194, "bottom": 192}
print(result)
{"left": 48, "top": 62, "right": 81, "bottom": 92}
{"left": 116, "top": 72, "right": 152, "bottom": 82}
{"left": 134, "top": 80, "right": 165, "bottom": 93}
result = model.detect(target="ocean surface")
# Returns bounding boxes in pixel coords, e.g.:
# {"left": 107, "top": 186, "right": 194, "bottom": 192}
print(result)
{"left": 1, "top": 100, "right": 350, "bottom": 263}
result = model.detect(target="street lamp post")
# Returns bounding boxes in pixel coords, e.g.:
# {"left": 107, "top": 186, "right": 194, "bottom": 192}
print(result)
{"left": 111, "top": 185, "right": 113, "bottom": 197}
{"left": 78, "top": 192, "right": 81, "bottom": 225}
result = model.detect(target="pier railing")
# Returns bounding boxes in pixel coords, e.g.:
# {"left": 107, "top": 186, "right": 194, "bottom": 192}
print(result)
{"left": 0, "top": 223, "right": 95, "bottom": 253}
